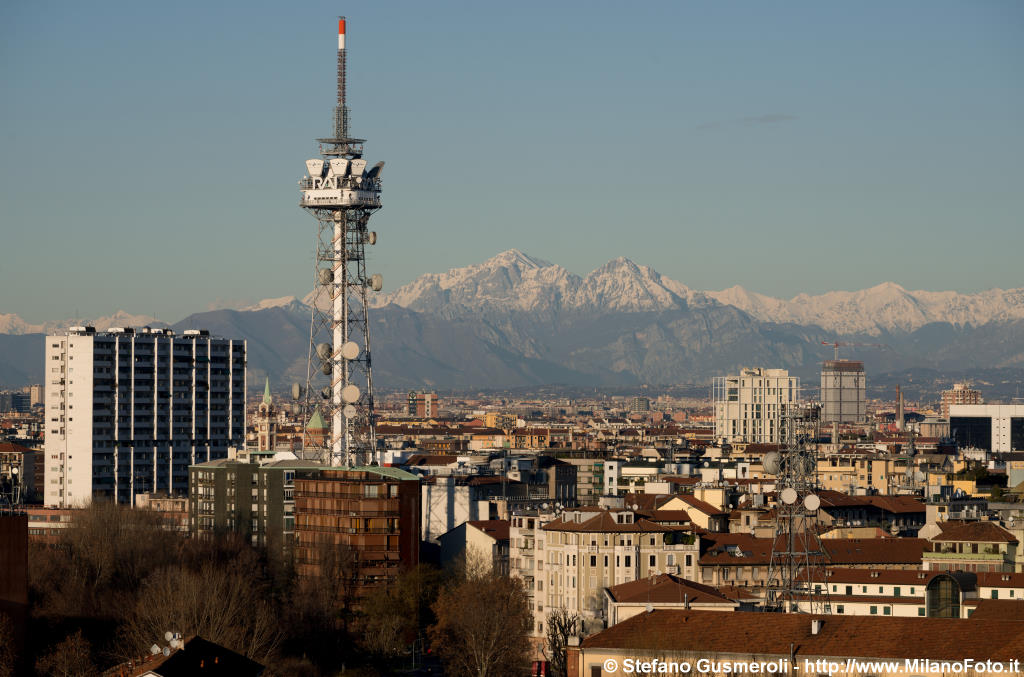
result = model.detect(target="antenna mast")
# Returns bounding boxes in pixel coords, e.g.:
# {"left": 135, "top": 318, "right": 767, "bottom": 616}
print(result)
{"left": 299, "top": 17, "right": 384, "bottom": 467}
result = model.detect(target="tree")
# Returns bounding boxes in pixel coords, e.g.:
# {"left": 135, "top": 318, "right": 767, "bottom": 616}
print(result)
{"left": 544, "top": 607, "right": 581, "bottom": 677}
{"left": 359, "top": 565, "right": 446, "bottom": 660}
{"left": 0, "top": 613, "right": 15, "bottom": 677}
{"left": 121, "top": 563, "right": 281, "bottom": 664}
{"left": 429, "top": 573, "right": 532, "bottom": 677}
{"left": 35, "top": 630, "right": 95, "bottom": 677}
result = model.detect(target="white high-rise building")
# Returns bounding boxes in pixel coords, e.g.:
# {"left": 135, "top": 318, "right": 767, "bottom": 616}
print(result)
{"left": 713, "top": 367, "right": 800, "bottom": 444}
{"left": 44, "top": 327, "right": 246, "bottom": 507}
{"left": 820, "top": 360, "right": 866, "bottom": 424}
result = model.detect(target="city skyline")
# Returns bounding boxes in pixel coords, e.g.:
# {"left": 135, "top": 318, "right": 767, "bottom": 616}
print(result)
{"left": 2, "top": 1, "right": 1022, "bottom": 323}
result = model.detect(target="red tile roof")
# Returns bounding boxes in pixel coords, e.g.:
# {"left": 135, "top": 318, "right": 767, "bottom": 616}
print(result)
{"left": 467, "top": 519, "right": 510, "bottom": 542}
{"left": 543, "top": 511, "right": 676, "bottom": 534}
{"left": 932, "top": 520, "right": 1018, "bottom": 544}
{"left": 700, "top": 535, "right": 927, "bottom": 566}
{"left": 606, "top": 574, "right": 734, "bottom": 606}
{"left": 967, "top": 599, "right": 1024, "bottom": 620}
{"left": 580, "top": 609, "right": 1024, "bottom": 661}
{"left": 674, "top": 494, "right": 729, "bottom": 516}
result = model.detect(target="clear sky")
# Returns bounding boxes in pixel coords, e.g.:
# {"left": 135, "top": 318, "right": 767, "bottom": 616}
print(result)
{"left": 2, "top": 1, "right": 1021, "bottom": 323}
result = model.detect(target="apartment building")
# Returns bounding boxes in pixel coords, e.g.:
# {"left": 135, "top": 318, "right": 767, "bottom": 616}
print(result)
{"left": 293, "top": 467, "right": 421, "bottom": 598}
{"left": 713, "top": 368, "right": 799, "bottom": 444}
{"left": 44, "top": 327, "right": 246, "bottom": 507}
{"left": 941, "top": 383, "right": 982, "bottom": 419}
{"left": 510, "top": 507, "right": 699, "bottom": 636}
{"left": 188, "top": 458, "right": 322, "bottom": 554}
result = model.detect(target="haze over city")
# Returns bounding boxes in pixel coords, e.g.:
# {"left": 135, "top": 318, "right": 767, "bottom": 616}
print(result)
{"left": 2, "top": 1, "right": 1022, "bottom": 323}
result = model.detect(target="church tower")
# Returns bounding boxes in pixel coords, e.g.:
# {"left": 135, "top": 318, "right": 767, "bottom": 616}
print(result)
{"left": 257, "top": 378, "right": 278, "bottom": 452}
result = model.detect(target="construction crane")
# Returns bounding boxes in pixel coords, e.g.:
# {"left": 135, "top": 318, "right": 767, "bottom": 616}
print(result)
{"left": 821, "top": 341, "right": 889, "bottom": 361}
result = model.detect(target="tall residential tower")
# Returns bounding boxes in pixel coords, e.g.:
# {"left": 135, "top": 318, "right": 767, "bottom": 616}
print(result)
{"left": 44, "top": 327, "right": 245, "bottom": 507}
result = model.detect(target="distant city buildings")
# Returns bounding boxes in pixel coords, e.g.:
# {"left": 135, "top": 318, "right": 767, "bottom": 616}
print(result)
{"left": 629, "top": 396, "right": 650, "bottom": 413}
{"left": 713, "top": 368, "right": 799, "bottom": 444}
{"left": 941, "top": 382, "right": 983, "bottom": 419}
{"left": 44, "top": 327, "right": 246, "bottom": 507}
{"left": 407, "top": 390, "right": 438, "bottom": 418}
{"left": 820, "top": 360, "right": 865, "bottom": 424}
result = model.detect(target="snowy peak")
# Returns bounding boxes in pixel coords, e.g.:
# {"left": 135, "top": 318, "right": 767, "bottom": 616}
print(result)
{"left": 575, "top": 257, "right": 692, "bottom": 311}
{"left": 482, "top": 249, "right": 552, "bottom": 271}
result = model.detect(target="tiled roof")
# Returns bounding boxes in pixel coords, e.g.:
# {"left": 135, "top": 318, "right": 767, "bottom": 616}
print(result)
{"left": 580, "top": 609, "right": 1024, "bottom": 661}
{"left": 700, "top": 535, "right": 927, "bottom": 566}
{"left": 543, "top": 511, "right": 676, "bottom": 534}
{"left": 468, "top": 519, "right": 510, "bottom": 542}
{"left": 931, "top": 520, "right": 1018, "bottom": 544}
{"left": 966, "top": 599, "right": 1024, "bottom": 620}
{"left": 674, "top": 494, "right": 729, "bottom": 516}
{"left": 862, "top": 495, "right": 926, "bottom": 514}
{"left": 606, "top": 574, "right": 734, "bottom": 606}
{"left": 647, "top": 510, "right": 692, "bottom": 524}
{"left": 977, "top": 571, "right": 1024, "bottom": 588}
{"left": 816, "top": 567, "right": 946, "bottom": 586}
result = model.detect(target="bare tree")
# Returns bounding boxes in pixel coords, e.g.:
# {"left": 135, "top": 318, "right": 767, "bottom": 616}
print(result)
{"left": 429, "top": 573, "right": 532, "bottom": 677}
{"left": 121, "top": 564, "right": 281, "bottom": 664}
{"left": 544, "top": 607, "right": 582, "bottom": 677}
{"left": 35, "top": 630, "right": 95, "bottom": 677}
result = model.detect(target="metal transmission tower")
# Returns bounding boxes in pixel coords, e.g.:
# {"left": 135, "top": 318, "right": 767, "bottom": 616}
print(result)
{"left": 762, "top": 420, "right": 831, "bottom": 614}
{"left": 299, "top": 17, "right": 384, "bottom": 467}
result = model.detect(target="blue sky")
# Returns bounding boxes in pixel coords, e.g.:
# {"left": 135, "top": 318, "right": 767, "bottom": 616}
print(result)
{"left": 1, "top": 1, "right": 1021, "bottom": 323}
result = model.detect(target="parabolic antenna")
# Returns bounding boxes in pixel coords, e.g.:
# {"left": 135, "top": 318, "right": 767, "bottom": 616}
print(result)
{"left": 162, "top": 647, "right": 170, "bottom": 657}
{"left": 317, "top": 343, "right": 332, "bottom": 360}
{"left": 321, "top": 361, "right": 332, "bottom": 375}
{"left": 150, "top": 645, "right": 161, "bottom": 655}
{"left": 803, "top": 456, "right": 817, "bottom": 474}
{"left": 305, "top": 159, "right": 325, "bottom": 177}
{"left": 349, "top": 158, "right": 367, "bottom": 177}
{"left": 342, "top": 384, "right": 361, "bottom": 403}
{"left": 914, "top": 470, "right": 926, "bottom": 482}
{"left": 164, "top": 632, "right": 173, "bottom": 642}
{"left": 328, "top": 158, "right": 350, "bottom": 177}
{"left": 343, "top": 404, "right": 357, "bottom": 419}
{"left": 367, "top": 231, "right": 377, "bottom": 245}
{"left": 781, "top": 487, "right": 798, "bottom": 505}
{"left": 804, "top": 494, "right": 821, "bottom": 511}
{"left": 370, "top": 274, "right": 383, "bottom": 292}
{"left": 763, "top": 452, "right": 781, "bottom": 475}
{"left": 321, "top": 386, "right": 331, "bottom": 400}
{"left": 341, "top": 341, "right": 360, "bottom": 360}
{"left": 291, "top": 383, "right": 302, "bottom": 400}
{"left": 318, "top": 268, "right": 332, "bottom": 285}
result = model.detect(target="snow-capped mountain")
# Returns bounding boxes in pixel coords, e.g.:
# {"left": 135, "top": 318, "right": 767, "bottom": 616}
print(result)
{"left": 371, "top": 249, "right": 1024, "bottom": 334}
{"left": 706, "top": 282, "right": 1024, "bottom": 335}
{"left": 0, "top": 311, "right": 162, "bottom": 336}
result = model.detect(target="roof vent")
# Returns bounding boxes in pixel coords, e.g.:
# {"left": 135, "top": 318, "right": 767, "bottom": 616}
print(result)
{"left": 811, "top": 619, "right": 824, "bottom": 635}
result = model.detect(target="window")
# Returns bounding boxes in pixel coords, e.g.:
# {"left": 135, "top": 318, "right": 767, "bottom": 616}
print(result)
{"left": 649, "top": 555, "right": 656, "bottom": 567}
{"left": 883, "top": 607, "right": 891, "bottom": 616}
{"left": 836, "top": 605, "right": 844, "bottom": 614}
{"left": 894, "top": 587, "right": 901, "bottom": 597}
{"left": 364, "top": 484, "right": 379, "bottom": 498}
{"left": 624, "top": 556, "right": 631, "bottom": 567}
{"left": 918, "top": 607, "right": 925, "bottom": 616}
{"left": 992, "top": 590, "right": 999, "bottom": 599}
{"left": 846, "top": 585, "right": 853, "bottom": 595}
{"left": 685, "top": 554, "right": 692, "bottom": 567}
{"left": 870, "top": 606, "right": 877, "bottom": 615}
{"left": 590, "top": 556, "right": 597, "bottom": 567}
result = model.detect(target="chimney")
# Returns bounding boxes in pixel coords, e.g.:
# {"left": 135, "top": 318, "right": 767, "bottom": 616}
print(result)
{"left": 896, "top": 385, "right": 904, "bottom": 432}
{"left": 811, "top": 619, "right": 824, "bottom": 635}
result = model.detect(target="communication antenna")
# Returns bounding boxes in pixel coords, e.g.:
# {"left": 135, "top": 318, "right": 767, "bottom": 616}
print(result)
{"left": 763, "top": 410, "right": 831, "bottom": 614}
{"left": 299, "top": 17, "right": 384, "bottom": 468}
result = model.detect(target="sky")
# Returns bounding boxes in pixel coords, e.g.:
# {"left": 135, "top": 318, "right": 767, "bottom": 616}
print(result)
{"left": 1, "top": 1, "right": 1022, "bottom": 323}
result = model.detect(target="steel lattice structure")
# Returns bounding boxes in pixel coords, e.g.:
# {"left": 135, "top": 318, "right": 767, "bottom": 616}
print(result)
{"left": 763, "top": 424, "right": 832, "bottom": 614}
{"left": 298, "top": 17, "right": 383, "bottom": 467}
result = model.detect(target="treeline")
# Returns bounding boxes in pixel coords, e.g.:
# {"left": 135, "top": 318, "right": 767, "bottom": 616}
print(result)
{"left": 9, "top": 503, "right": 535, "bottom": 676}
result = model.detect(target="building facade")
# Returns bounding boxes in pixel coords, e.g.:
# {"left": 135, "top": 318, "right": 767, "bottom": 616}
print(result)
{"left": 820, "top": 360, "right": 865, "bottom": 424}
{"left": 713, "top": 368, "right": 799, "bottom": 444}
{"left": 949, "top": 404, "right": 1024, "bottom": 453}
{"left": 44, "top": 327, "right": 246, "bottom": 507}
{"left": 293, "top": 467, "right": 421, "bottom": 598}
{"left": 941, "top": 383, "right": 982, "bottom": 419}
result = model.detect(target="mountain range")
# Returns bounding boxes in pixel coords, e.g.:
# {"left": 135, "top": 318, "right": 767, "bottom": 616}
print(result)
{"left": 2, "top": 250, "right": 1022, "bottom": 389}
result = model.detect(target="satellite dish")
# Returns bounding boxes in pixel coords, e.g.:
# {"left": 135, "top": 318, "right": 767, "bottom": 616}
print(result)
{"left": 632, "top": 504, "right": 639, "bottom": 511}
{"left": 367, "top": 231, "right": 377, "bottom": 245}
{"left": 164, "top": 632, "right": 173, "bottom": 642}
{"left": 342, "top": 384, "right": 361, "bottom": 403}
{"left": 349, "top": 158, "right": 367, "bottom": 177}
{"left": 291, "top": 383, "right": 302, "bottom": 400}
{"left": 703, "top": 461, "right": 709, "bottom": 467}
{"left": 304, "top": 159, "right": 325, "bottom": 177}
{"left": 369, "top": 274, "right": 383, "bottom": 292}
{"left": 781, "top": 488, "right": 798, "bottom": 505}
{"left": 328, "top": 158, "right": 350, "bottom": 178}
{"left": 341, "top": 341, "right": 360, "bottom": 360}
{"left": 914, "top": 470, "right": 926, "bottom": 482}
{"left": 291, "top": 403, "right": 301, "bottom": 415}
{"left": 804, "top": 494, "right": 821, "bottom": 511}
{"left": 321, "top": 361, "right": 332, "bottom": 375}
{"left": 332, "top": 211, "right": 343, "bottom": 223}
{"left": 318, "top": 268, "right": 333, "bottom": 286}
{"left": 365, "top": 160, "right": 385, "bottom": 181}
{"left": 317, "top": 343, "right": 332, "bottom": 360}
{"left": 320, "top": 386, "right": 331, "bottom": 400}
{"left": 162, "top": 647, "right": 171, "bottom": 657}
{"left": 343, "top": 404, "right": 357, "bottom": 419}
{"left": 150, "top": 645, "right": 161, "bottom": 655}
{"left": 763, "top": 452, "right": 781, "bottom": 475}
{"left": 542, "top": 503, "right": 549, "bottom": 510}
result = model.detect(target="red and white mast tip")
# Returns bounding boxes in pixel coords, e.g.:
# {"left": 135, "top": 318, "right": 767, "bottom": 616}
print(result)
{"left": 338, "top": 18, "right": 346, "bottom": 50}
